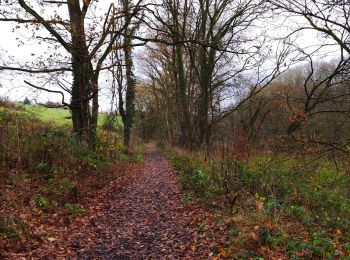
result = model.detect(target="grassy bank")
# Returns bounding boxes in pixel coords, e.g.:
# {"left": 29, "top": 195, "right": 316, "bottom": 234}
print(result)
{"left": 15, "top": 104, "right": 123, "bottom": 128}
{"left": 0, "top": 101, "right": 129, "bottom": 253}
{"left": 160, "top": 144, "right": 350, "bottom": 258}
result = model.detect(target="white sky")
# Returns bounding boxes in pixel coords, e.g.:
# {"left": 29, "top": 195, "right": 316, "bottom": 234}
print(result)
{"left": 0, "top": 1, "right": 341, "bottom": 112}
{"left": 0, "top": 0, "right": 119, "bottom": 111}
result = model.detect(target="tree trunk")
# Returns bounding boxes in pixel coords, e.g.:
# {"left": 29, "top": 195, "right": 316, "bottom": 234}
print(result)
{"left": 172, "top": 0, "right": 190, "bottom": 147}
{"left": 123, "top": 41, "right": 136, "bottom": 150}
{"left": 90, "top": 78, "right": 99, "bottom": 148}
{"left": 175, "top": 44, "right": 190, "bottom": 146}
{"left": 120, "top": 0, "right": 136, "bottom": 151}
{"left": 68, "top": 0, "right": 93, "bottom": 146}
{"left": 194, "top": 1, "right": 209, "bottom": 148}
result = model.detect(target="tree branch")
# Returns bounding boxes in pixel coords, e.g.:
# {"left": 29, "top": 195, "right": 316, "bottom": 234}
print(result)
{"left": 18, "top": 0, "right": 72, "bottom": 52}
{"left": 0, "top": 66, "right": 71, "bottom": 73}
{"left": 24, "top": 80, "right": 70, "bottom": 107}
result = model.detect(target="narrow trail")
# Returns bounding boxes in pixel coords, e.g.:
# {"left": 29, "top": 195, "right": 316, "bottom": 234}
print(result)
{"left": 55, "top": 146, "right": 210, "bottom": 259}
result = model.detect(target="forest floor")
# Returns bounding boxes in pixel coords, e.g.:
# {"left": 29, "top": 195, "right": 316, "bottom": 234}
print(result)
{"left": 3, "top": 144, "right": 214, "bottom": 259}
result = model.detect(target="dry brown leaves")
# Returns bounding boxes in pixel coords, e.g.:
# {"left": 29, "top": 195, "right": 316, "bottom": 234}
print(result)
{"left": 2, "top": 151, "right": 214, "bottom": 259}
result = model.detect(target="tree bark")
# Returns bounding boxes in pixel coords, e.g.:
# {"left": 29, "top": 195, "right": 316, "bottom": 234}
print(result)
{"left": 120, "top": 0, "right": 136, "bottom": 151}
{"left": 68, "top": 0, "right": 93, "bottom": 145}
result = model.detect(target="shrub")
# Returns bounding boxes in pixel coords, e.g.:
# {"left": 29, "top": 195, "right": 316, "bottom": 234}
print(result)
{"left": 0, "top": 226, "right": 20, "bottom": 240}
{"left": 135, "top": 152, "right": 143, "bottom": 162}
{"left": 0, "top": 214, "right": 21, "bottom": 241}
{"left": 180, "top": 193, "right": 192, "bottom": 204}
{"left": 34, "top": 196, "right": 50, "bottom": 209}
{"left": 167, "top": 154, "right": 212, "bottom": 200}
{"left": 258, "top": 227, "right": 286, "bottom": 247}
{"left": 64, "top": 203, "right": 86, "bottom": 216}
{"left": 165, "top": 147, "right": 350, "bottom": 233}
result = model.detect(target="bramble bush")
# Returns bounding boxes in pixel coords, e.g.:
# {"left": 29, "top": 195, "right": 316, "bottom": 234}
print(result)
{"left": 0, "top": 102, "right": 127, "bottom": 242}
{"left": 161, "top": 144, "right": 350, "bottom": 257}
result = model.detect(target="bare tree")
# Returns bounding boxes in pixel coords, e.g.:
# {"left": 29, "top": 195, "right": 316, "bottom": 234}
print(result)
{"left": 268, "top": 0, "right": 350, "bottom": 149}
{"left": 269, "top": 0, "right": 350, "bottom": 56}
{"left": 138, "top": 0, "right": 291, "bottom": 151}
{"left": 0, "top": 0, "right": 143, "bottom": 147}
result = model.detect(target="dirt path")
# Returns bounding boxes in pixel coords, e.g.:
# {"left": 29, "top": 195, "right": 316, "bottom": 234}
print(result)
{"left": 21, "top": 146, "right": 209, "bottom": 259}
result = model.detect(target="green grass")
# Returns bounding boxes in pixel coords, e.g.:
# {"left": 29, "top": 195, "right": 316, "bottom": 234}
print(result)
{"left": 20, "top": 104, "right": 122, "bottom": 128}
{"left": 24, "top": 104, "right": 71, "bottom": 126}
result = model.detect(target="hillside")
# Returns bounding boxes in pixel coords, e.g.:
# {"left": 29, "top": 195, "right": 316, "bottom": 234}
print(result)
{"left": 22, "top": 104, "right": 122, "bottom": 128}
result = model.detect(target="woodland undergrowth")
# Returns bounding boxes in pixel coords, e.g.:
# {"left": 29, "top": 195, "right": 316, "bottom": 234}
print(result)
{"left": 159, "top": 142, "right": 350, "bottom": 258}
{"left": 0, "top": 101, "right": 133, "bottom": 253}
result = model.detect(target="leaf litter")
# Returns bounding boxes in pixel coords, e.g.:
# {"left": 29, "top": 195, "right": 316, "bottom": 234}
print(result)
{"left": 3, "top": 150, "right": 213, "bottom": 259}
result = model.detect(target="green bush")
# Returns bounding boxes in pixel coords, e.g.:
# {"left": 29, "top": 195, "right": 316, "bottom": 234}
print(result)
{"left": 0, "top": 107, "right": 114, "bottom": 181}
{"left": 64, "top": 203, "right": 86, "bottom": 216}
{"left": 258, "top": 227, "right": 286, "bottom": 247}
{"left": 35, "top": 196, "right": 50, "bottom": 209}
{"left": 180, "top": 193, "right": 192, "bottom": 204}
{"left": 165, "top": 148, "right": 350, "bottom": 234}
{"left": 286, "top": 205, "right": 308, "bottom": 220}
{"left": 286, "top": 232, "right": 340, "bottom": 258}
{"left": 167, "top": 154, "right": 213, "bottom": 200}
{"left": 135, "top": 152, "right": 143, "bottom": 162}
{"left": 0, "top": 226, "right": 20, "bottom": 240}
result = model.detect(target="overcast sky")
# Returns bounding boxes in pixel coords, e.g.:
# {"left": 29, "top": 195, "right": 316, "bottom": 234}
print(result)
{"left": 0, "top": 1, "right": 341, "bottom": 112}
{"left": 0, "top": 1, "right": 119, "bottom": 111}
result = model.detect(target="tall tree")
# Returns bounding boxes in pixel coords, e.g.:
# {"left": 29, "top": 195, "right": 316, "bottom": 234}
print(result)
{"left": 118, "top": 0, "right": 138, "bottom": 150}
{"left": 139, "top": 0, "right": 289, "bottom": 150}
{"left": 0, "top": 0, "right": 142, "bottom": 147}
